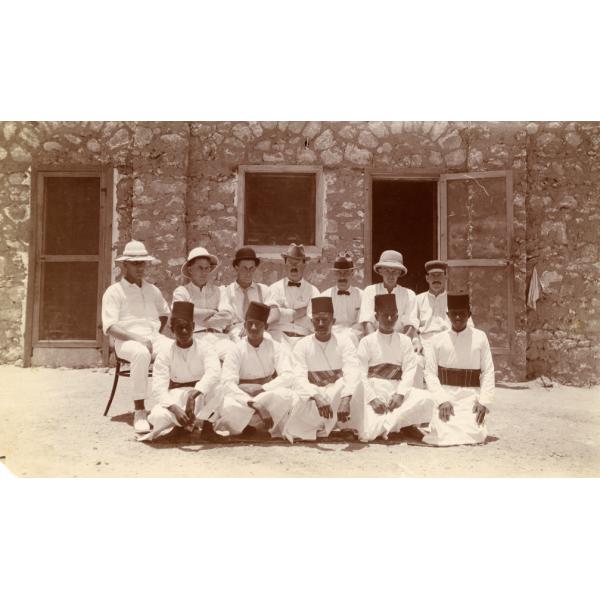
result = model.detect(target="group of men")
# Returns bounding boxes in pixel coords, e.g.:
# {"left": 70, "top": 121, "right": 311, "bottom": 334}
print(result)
{"left": 101, "top": 239, "right": 495, "bottom": 447}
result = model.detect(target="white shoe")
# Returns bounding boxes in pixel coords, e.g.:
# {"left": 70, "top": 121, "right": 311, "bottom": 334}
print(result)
{"left": 134, "top": 410, "right": 151, "bottom": 434}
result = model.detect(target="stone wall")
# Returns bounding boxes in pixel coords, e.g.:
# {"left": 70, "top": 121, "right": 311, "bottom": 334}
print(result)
{"left": 1, "top": 121, "right": 598, "bottom": 384}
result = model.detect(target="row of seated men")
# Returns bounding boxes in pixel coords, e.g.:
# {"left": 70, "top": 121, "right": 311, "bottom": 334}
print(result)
{"left": 101, "top": 240, "right": 495, "bottom": 446}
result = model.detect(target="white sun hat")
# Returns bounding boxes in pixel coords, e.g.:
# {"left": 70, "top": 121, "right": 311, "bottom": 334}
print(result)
{"left": 181, "top": 246, "right": 219, "bottom": 278}
{"left": 115, "top": 240, "right": 160, "bottom": 263}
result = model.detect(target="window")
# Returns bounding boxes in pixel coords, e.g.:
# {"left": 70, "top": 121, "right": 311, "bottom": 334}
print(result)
{"left": 238, "top": 165, "right": 323, "bottom": 256}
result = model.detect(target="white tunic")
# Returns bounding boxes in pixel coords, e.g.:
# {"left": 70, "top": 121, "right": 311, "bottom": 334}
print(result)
{"left": 416, "top": 291, "right": 475, "bottom": 342}
{"left": 172, "top": 282, "right": 231, "bottom": 332}
{"left": 101, "top": 279, "right": 170, "bottom": 337}
{"left": 359, "top": 283, "right": 419, "bottom": 332}
{"left": 269, "top": 278, "right": 320, "bottom": 336}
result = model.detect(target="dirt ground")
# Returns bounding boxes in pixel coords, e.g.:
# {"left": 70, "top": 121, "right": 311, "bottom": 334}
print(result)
{"left": 0, "top": 365, "right": 598, "bottom": 477}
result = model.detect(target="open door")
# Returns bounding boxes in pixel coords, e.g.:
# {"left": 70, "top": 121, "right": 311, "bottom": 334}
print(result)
{"left": 440, "top": 170, "right": 514, "bottom": 356}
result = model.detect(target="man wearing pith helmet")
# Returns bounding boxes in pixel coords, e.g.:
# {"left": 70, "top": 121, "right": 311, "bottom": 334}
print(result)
{"left": 101, "top": 240, "right": 171, "bottom": 434}
{"left": 359, "top": 250, "right": 419, "bottom": 338}
{"left": 422, "top": 293, "right": 495, "bottom": 446}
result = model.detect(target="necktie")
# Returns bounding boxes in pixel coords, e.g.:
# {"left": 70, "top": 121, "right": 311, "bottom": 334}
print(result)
{"left": 287, "top": 281, "right": 301, "bottom": 287}
{"left": 337, "top": 290, "right": 350, "bottom": 296}
{"left": 241, "top": 287, "right": 250, "bottom": 318}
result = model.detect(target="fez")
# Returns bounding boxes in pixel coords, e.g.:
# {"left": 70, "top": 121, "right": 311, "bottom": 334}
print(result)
{"left": 447, "top": 293, "right": 470, "bottom": 310}
{"left": 311, "top": 296, "right": 334, "bottom": 314}
{"left": 171, "top": 301, "right": 194, "bottom": 322}
{"left": 245, "top": 301, "right": 270, "bottom": 323}
{"left": 374, "top": 294, "right": 397, "bottom": 313}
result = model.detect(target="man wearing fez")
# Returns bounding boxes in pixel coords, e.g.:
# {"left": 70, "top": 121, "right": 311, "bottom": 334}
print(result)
{"left": 221, "top": 247, "right": 279, "bottom": 339}
{"left": 213, "top": 301, "right": 299, "bottom": 440}
{"left": 137, "top": 301, "right": 222, "bottom": 442}
{"left": 172, "top": 246, "right": 235, "bottom": 360}
{"left": 101, "top": 240, "right": 171, "bottom": 434}
{"left": 353, "top": 294, "right": 433, "bottom": 442}
{"left": 308, "top": 252, "right": 363, "bottom": 346}
{"left": 285, "top": 296, "right": 361, "bottom": 441}
{"left": 268, "top": 243, "right": 320, "bottom": 347}
{"left": 359, "top": 250, "right": 419, "bottom": 339}
{"left": 422, "top": 293, "right": 495, "bottom": 446}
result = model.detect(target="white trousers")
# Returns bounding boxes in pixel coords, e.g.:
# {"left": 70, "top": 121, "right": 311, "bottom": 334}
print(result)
{"left": 115, "top": 334, "right": 172, "bottom": 402}
{"left": 138, "top": 385, "right": 223, "bottom": 442}
{"left": 423, "top": 391, "right": 488, "bottom": 446}
{"left": 350, "top": 379, "right": 434, "bottom": 442}
{"left": 213, "top": 388, "right": 299, "bottom": 439}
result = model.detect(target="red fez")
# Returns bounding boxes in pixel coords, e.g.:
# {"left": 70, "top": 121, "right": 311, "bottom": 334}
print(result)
{"left": 447, "top": 293, "right": 470, "bottom": 310}
{"left": 374, "top": 294, "right": 397, "bottom": 313}
{"left": 245, "top": 301, "right": 270, "bottom": 323}
{"left": 171, "top": 301, "right": 194, "bottom": 322}
{"left": 311, "top": 296, "right": 334, "bottom": 314}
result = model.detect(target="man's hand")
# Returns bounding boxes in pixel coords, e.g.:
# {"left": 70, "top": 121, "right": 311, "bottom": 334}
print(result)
{"left": 473, "top": 401, "right": 489, "bottom": 426}
{"left": 239, "top": 383, "right": 264, "bottom": 397}
{"left": 388, "top": 393, "right": 405, "bottom": 412}
{"left": 195, "top": 308, "right": 217, "bottom": 322}
{"left": 401, "top": 325, "right": 416, "bottom": 339}
{"left": 135, "top": 335, "right": 153, "bottom": 352}
{"left": 369, "top": 398, "right": 388, "bottom": 415}
{"left": 247, "top": 401, "right": 274, "bottom": 431}
{"left": 184, "top": 390, "right": 201, "bottom": 420}
{"left": 438, "top": 401, "right": 454, "bottom": 422}
{"left": 168, "top": 404, "right": 191, "bottom": 427}
{"left": 311, "top": 394, "right": 333, "bottom": 419}
{"left": 337, "top": 395, "right": 351, "bottom": 422}
{"left": 293, "top": 306, "right": 307, "bottom": 320}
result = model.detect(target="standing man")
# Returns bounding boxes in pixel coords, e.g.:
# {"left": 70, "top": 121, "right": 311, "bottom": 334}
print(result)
{"left": 311, "top": 252, "right": 363, "bottom": 346}
{"left": 268, "top": 243, "right": 320, "bottom": 347}
{"left": 101, "top": 240, "right": 171, "bottom": 434}
{"left": 213, "top": 301, "right": 299, "bottom": 440}
{"left": 359, "top": 250, "right": 419, "bottom": 338}
{"left": 221, "top": 247, "right": 279, "bottom": 339}
{"left": 422, "top": 293, "right": 495, "bottom": 446}
{"left": 137, "top": 301, "right": 222, "bottom": 442}
{"left": 285, "top": 296, "right": 361, "bottom": 441}
{"left": 353, "top": 294, "right": 433, "bottom": 442}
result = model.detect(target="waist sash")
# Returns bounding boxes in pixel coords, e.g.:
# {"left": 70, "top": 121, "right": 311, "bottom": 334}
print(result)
{"left": 438, "top": 366, "right": 481, "bottom": 387}
{"left": 239, "top": 371, "right": 277, "bottom": 385}
{"left": 168, "top": 379, "right": 198, "bottom": 390}
{"left": 368, "top": 363, "right": 403, "bottom": 381}
{"left": 308, "top": 369, "right": 343, "bottom": 387}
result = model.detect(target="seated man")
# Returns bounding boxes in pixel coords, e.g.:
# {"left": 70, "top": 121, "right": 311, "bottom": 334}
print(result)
{"left": 422, "top": 293, "right": 494, "bottom": 446}
{"left": 101, "top": 240, "right": 171, "bottom": 434}
{"left": 213, "top": 301, "right": 298, "bottom": 440}
{"left": 172, "top": 246, "right": 235, "bottom": 360}
{"left": 268, "top": 243, "right": 320, "bottom": 348}
{"left": 353, "top": 294, "right": 433, "bottom": 442}
{"left": 359, "top": 250, "right": 419, "bottom": 339}
{"left": 309, "top": 252, "right": 363, "bottom": 346}
{"left": 285, "top": 297, "right": 361, "bottom": 441}
{"left": 137, "top": 301, "right": 222, "bottom": 442}
{"left": 220, "top": 247, "right": 279, "bottom": 339}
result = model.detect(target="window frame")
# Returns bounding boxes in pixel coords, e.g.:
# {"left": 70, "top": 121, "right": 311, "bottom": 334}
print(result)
{"left": 237, "top": 165, "right": 324, "bottom": 259}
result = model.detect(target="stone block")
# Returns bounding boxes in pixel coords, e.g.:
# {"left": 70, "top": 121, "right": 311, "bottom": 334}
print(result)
{"left": 314, "top": 129, "right": 335, "bottom": 151}
{"left": 358, "top": 130, "right": 378, "bottom": 149}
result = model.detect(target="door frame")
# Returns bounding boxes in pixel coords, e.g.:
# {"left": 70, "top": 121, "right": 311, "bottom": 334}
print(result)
{"left": 24, "top": 165, "right": 113, "bottom": 367}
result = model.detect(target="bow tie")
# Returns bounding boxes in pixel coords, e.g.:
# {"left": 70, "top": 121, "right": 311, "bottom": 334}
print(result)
{"left": 337, "top": 290, "right": 350, "bottom": 296}
{"left": 287, "top": 281, "right": 301, "bottom": 287}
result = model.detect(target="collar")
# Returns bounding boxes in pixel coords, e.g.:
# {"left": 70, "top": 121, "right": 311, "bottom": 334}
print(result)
{"left": 378, "top": 283, "right": 399, "bottom": 293}
{"left": 427, "top": 290, "right": 446, "bottom": 300}
{"left": 189, "top": 281, "right": 212, "bottom": 292}
{"left": 121, "top": 278, "right": 146, "bottom": 289}
{"left": 235, "top": 281, "right": 257, "bottom": 292}
{"left": 285, "top": 277, "right": 304, "bottom": 287}
{"left": 449, "top": 326, "right": 469, "bottom": 336}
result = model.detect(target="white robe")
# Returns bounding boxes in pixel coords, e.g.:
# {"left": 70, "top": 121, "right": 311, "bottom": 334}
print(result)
{"left": 354, "top": 331, "right": 433, "bottom": 441}
{"left": 422, "top": 327, "right": 495, "bottom": 446}
{"left": 138, "top": 338, "right": 222, "bottom": 441}
{"left": 213, "top": 336, "right": 298, "bottom": 439}
{"left": 285, "top": 333, "right": 361, "bottom": 441}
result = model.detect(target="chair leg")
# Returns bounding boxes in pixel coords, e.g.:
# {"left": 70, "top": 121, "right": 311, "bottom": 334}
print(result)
{"left": 104, "top": 361, "right": 121, "bottom": 416}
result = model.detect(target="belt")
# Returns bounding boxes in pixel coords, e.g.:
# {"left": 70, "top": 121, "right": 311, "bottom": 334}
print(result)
{"left": 438, "top": 367, "right": 481, "bottom": 387}
{"left": 308, "top": 369, "right": 343, "bottom": 387}
{"left": 239, "top": 372, "right": 277, "bottom": 385}
{"left": 283, "top": 331, "right": 307, "bottom": 338}
{"left": 368, "top": 363, "right": 403, "bottom": 381}
{"left": 168, "top": 380, "right": 199, "bottom": 390}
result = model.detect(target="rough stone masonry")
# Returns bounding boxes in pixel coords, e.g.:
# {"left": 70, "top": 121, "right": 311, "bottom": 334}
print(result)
{"left": 0, "top": 121, "right": 598, "bottom": 385}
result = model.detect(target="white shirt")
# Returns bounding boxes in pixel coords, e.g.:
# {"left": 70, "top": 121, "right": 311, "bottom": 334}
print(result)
{"left": 310, "top": 285, "right": 363, "bottom": 328}
{"left": 221, "top": 336, "right": 294, "bottom": 397}
{"left": 172, "top": 282, "right": 231, "bottom": 331}
{"left": 292, "top": 333, "right": 360, "bottom": 398}
{"left": 357, "top": 331, "right": 417, "bottom": 397}
{"left": 424, "top": 327, "right": 495, "bottom": 407}
{"left": 220, "top": 281, "right": 278, "bottom": 326}
{"left": 152, "top": 338, "right": 221, "bottom": 408}
{"left": 269, "top": 278, "right": 320, "bottom": 335}
{"left": 101, "top": 279, "right": 170, "bottom": 337}
{"left": 358, "top": 283, "right": 419, "bottom": 331}
{"left": 416, "top": 290, "right": 474, "bottom": 340}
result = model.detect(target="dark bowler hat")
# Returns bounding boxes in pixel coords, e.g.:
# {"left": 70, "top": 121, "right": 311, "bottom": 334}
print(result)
{"left": 233, "top": 246, "right": 260, "bottom": 267}
{"left": 245, "top": 301, "right": 270, "bottom": 323}
{"left": 171, "top": 301, "right": 194, "bottom": 322}
{"left": 331, "top": 252, "right": 355, "bottom": 271}
{"left": 447, "top": 293, "right": 470, "bottom": 310}
{"left": 374, "top": 294, "right": 397, "bottom": 313}
{"left": 425, "top": 260, "right": 448, "bottom": 273}
{"left": 281, "top": 243, "right": 309, "bottom": 262}
{"left": 311, "top": 296, "right": 334, "bottom": 314}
